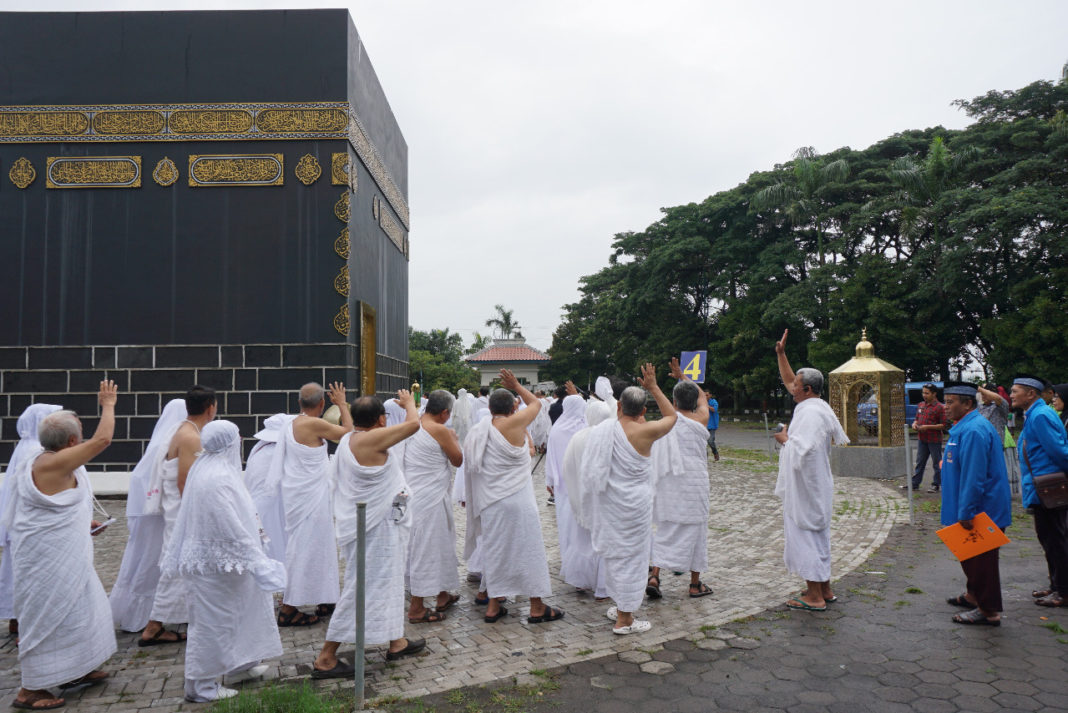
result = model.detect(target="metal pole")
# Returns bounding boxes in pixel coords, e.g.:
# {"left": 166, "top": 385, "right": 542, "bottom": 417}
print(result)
{"left": 355, "top": 502, "right": 367, "bottom": 710}
{"left": 764, "top": 412, "right": 772, "bottom": 457}
{"left": 904, "top": 425, "right": 914, "bottom": 525}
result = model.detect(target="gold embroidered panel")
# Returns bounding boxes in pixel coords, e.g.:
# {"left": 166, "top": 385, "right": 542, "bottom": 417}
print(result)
{"left": 333, "top": 265, "right": 350, "bottom": 297}
{"left": 188, "top": 154, "right": 284, "bottom": 187}
{"left": 379, "top": 207, "right": 408, "bottom": 258}
{"left": 8, "top": 157, "right": 36, "bottom": 188}
{"left": 333, "top": 303, "right": 350, "bottom": 337}
{"left": 46, "top": 156, "right": 141, "bottom": 188}
{"left": 334, "top": 228, "right": 350, "bottom": 260}
{"left": 169, "top": 109, "right": 254, "bottom": 135}
{"left": 152, "top": 157, "right": 179, "bottom": 186}
{"left": 92, "top": 110, "right": 165, "bottom": 136}
{"left": 295, "top": 153, "right": 322, "bottom": 186}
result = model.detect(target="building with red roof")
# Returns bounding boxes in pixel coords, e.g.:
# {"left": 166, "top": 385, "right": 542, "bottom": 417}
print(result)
{"left": 464, "top": 338, "right": 551, "bottom": 386}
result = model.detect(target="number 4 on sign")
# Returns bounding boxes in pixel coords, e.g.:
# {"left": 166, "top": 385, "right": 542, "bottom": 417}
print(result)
{"left": 680, "top": 350, "right": 707, "bottom": 383}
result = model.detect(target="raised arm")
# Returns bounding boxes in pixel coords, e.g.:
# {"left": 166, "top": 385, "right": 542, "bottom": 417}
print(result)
{"left": 34, "top": 381, "right": 117, "bottom": 494}
{"left": 357, "top": 389, "right": 421, "bottom": 454}
{"left": 775, "top": 329, "right": 798, "bottom": 396}
{"left": 425, "top": 418, "right": 463, "bottom": 467}
{"left": 629, "top": 364, "right": 678, "bottom": 455}
{"left": 307, "top": 382, "right": 355, "bottom": 442}
{"left": 670, "top": 356, "right": 709, "bottom": 423}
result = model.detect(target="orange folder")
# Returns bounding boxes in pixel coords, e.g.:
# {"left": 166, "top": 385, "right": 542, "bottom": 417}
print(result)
{"left": 936, "top": 512, "right": 1010, "bottom": 562}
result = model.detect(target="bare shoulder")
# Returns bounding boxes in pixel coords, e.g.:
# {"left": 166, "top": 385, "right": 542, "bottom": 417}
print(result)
{"left": 174, "top": 425, "right": 201, "bottom": 451}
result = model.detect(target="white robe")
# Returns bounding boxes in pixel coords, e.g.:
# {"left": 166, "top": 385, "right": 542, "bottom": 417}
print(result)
{"left": 160, "top": 423, "right": 284, "bottom": 682}
{"left": 2, "top": 449, "right": 116, "bottom": 690}
{"left": 110, "top": 398, "right": 186, "bottom": 632}
{"left": 244, "top": 437, "right": 289, "bottom": 566}
{"left": 0, "top": 403, "right": 62, "bottom": 620}
{"left": 149, "top": 457, "right": 189, "bottom": 624}
{"left": 328, "top": 433, "right": 409, "bottom": 645}
{"left": 404, "top": 427, "right": 459, "bottom": 597}
{"left": 582, "top": 421, "right": 653, "bottom": 612}
{"left": 463, "top": 420, "right": 551, "bottom": 598}
{"left": 546, "top": 396, "right": 590, "bottom": 587}
{"left": 775, "top": 397, "right": 849, "bottom": 582}
{"left": 651, "top": 416, "right": 711, "bottom": 573}
{"left": 272, "top": 418, "right": 340, "bottom": 606}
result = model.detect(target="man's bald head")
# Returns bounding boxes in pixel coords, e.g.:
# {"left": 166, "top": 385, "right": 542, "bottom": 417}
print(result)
{"left": 299, "top": 382, "right": 325, "bottom": 410}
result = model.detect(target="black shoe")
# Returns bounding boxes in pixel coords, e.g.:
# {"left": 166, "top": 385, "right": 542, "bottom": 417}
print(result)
{"left": 927, "top": 485, "right": 940, "bottom": 493}
{"left": 386, "top": 637, "right": 426, "bottom": 660}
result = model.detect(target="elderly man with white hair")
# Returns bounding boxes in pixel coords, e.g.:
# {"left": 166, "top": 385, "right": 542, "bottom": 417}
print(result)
{"left": 404, "top": 389, "right": 463, "bottom": 623}
{"left": 270, "top": 382, "right": 353, "bottom": 626}
{"left": 648, "top": 358, "right": 714, "bottom": 600}
{"left": 582, "top": 364, "right": 677, "bottom": 635}
{"left": 162, "top": 420, "right": 285, "bottom": 702}
{"left": 2, "top": 382, "right": 119, "bottom": 710}
{"left": 0, "top": 402, "right": 62, "bottom": 637}
{"left": 773, "top": 330, "right": 849, "bottom": 612}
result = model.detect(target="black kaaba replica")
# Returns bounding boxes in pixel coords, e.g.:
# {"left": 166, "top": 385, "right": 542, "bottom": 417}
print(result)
{"left": 0, "top": 10, "right": 409, "bottom": 467}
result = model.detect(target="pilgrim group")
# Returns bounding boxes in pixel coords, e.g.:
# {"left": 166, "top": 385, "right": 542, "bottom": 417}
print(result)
{"left": 1, "top": 330, "right": 1066, "bottom": 709}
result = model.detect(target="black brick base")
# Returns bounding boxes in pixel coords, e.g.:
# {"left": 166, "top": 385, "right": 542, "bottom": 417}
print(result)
{"left": 1, "top": 342, "right": 407, "bottom": 470}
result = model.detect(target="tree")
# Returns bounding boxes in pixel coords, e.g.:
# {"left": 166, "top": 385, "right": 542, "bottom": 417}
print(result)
{"left": 407, "top": 327, "right": 480, "bottom": 393}
{"left": 485, "top": 304, "right": 521, "bottom": 339}
{"left": 466, "top": 331, "right": 493, "bottom": 354}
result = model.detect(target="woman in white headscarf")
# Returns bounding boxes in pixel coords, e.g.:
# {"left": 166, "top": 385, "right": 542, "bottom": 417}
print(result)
{"left": 546, "top": 396, "right": 589, "bottom": 589}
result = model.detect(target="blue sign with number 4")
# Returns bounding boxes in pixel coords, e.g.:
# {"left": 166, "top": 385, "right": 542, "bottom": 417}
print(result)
{"left": 680, "top": 350, "right": 707, "bottom": 383}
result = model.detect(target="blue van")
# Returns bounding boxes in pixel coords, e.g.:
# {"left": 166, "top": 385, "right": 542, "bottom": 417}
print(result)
{"left": 905, "top": 381, "right": 944, "bottom": 423}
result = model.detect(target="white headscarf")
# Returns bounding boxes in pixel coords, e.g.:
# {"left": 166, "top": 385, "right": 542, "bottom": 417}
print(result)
{"left": 451, "top": 389, "right": 473, "bottom": 445}
{"left": 252, "top": 413, "right": 292, "bottom": 443}
{"left": 545, "top": 395, "right": 587, "bottom": 491}
{"left": 126, "top": 399, "right": 187, "bottom": 518}
{"left": 586, "top": 377, "right": 617, "bottom": 422}
{"left": 384, "top": 398, "right": 407, "bottom": 427}
{"left": 0, "top": 403, "right": 63, "bottom": 543}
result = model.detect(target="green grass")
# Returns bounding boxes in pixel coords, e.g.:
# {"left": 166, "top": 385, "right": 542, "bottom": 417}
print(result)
{"left": 905, "top": 586, "right": 924, "bottom": 594}
{"left": 1042, "top": 620, "right": 1068, "bottom": 635}
{"left": 576, "top": 648, "right": 593, "bottom": 656}
{"left": 210, "top": 683, "right": 350, "bottom": 713}
{"left": 699, "top": 624, "right": 717, "bottom": 632}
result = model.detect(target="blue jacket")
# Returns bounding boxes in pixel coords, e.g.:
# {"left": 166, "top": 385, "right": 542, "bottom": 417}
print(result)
{"left": 706, "top": 398, "right": 719, "bottom": 430}
{"left": 940, "top": 410, "right": 1012, "bottom": 530}
{"left": 1018, "top": 399, "right": 1068, "bottom": 508}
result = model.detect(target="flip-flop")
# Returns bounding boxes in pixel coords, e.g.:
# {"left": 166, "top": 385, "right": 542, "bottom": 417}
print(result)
{"left": 484, "top": 607, "right": 509, "bottom": 623}
{"left": 1036, "top": 593, "right": 1066, "bottom": 607}
{"left": 527, "top": 606, "right": 565, "bottom": 623}
{"left": 1032, "top": 588, "right": 1053, "bottom": 598}
{"left": 473, "top": 595, "right": 507, "bottom": 606}
{"left": 277, "top": 609, "right": 319, "bottom": 627}
{"left": 408, "top": 610, "right": 446, "bottom": 624}
{"left": 823, "top": 596, "right": 838, "bottom": 603}
{"left": 386, "top": 638, "right": 426, "bottom": 660}
{"left": 689, "top": 582, "right": 714, "bottom": 598}
{"left": 645, "top": 576, "right": 662, "bottom": 599}
{"left": 315, "top": 603, "right": 336, "bottom": 618}
{"left": 947, "top": 594, "right": 973, "bottom": 608}
{"left": 785, "top": 598, "right": 826, "bottom": 612}
{"left": 138, "top": 628, "right": 187, "bottom": 646}
{"left": 310, "top": 660, "right": 355, "bottom": 679}
{"left": 953, "top": 608, "right": 1000, "bottom": 626}
{"left": 435, "top": 594, "right": 461, "bottom": 613}
{"left": 11, "top": 693, "right": 65, "bottom": 710}
{"left": 60, "top": 671, "right": 108, "bottom": 690}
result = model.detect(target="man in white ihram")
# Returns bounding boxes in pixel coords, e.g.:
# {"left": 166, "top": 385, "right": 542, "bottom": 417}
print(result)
{"left": 582, "top": 364, "right": 677, "bottom": 634}
{"left": 312, "top": 390, "right": 425, "bottom": 678}
{"left": 161, "top": 420, "right": 285, "bottom": 702}
{"left": 773, "top": 329, "right": 849, "bottom": 611}
{"left": 404, "top": 389, "right": 463, "bottom": 623}
{"left": 270, "top": 382, "right": 353, "bottom": 626}
{"left": 545, "top": 388, "right": 591, "bottom": 591}
{"left": 463, "top": 370, "right": 564, "bottom": 624}
{"left": 243, "top": 413, "right": 295, "bottom": 565}
{"left": 648, "top": 358, "right": 714, "bottom": 600}
{"left": 108, "top": 398, "right": 187, "bottom": 633}
{"left": 3, "top": 382, "right": 119, "bottom": 711}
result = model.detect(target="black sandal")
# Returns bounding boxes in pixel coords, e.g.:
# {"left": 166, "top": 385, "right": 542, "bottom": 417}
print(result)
{"left": 484, "top": 606, "right": 509, "bottom": 623}
{"left": 315, "top": 603, "right": 336, "bottom": 618}
{"left": 646, "top": 575, "right": 662, "bottom": 599}
{"left": 277, "top": 608, "right": 319, "bottom": 627}
{"left": 408, "top": 610, "right": 446, "bottom": 624}
{"left": 527, "top": 606, "right": 565, "bottom": 623}
{"left": 947, "top": 594, "right": 973, "bottom": 608}
{"left": 953, "top": 608, "right": 1000, "bottom": 626}
{"left": 689, "top": 581, "right": 713, "bottom": 598}
{"left": 311, "top": 660, "right": 355, "bottom": 679}
{"left": 138, "top": 628, "right": 187, "bottom": 646}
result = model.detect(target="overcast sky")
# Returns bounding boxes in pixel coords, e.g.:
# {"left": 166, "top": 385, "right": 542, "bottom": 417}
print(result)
{"left": 4, "top": 0, "right": 1067, "bottom": 351}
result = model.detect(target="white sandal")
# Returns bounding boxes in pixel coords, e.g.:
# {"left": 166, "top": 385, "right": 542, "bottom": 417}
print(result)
{"left": 605, "top": 606, "right": 618, "bottom": 621}
{"left": 613, "top": 620, "right": 652, "bottom": 635}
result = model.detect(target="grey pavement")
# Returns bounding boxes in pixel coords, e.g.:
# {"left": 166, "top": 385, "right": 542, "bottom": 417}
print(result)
{"left": 0, "top": 429, "right": 909, "bottom": 711}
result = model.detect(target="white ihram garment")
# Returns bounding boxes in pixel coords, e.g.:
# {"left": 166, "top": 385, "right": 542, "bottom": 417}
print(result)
{"left": 775, "top": 397, "right": 849, "bottom": 582}
{"left": 404, "top": 427, "right": 459, "bottom": 597}
{"left": 244, "top": 413, "right": 296, "bottom": 566}
{"left": 271, "top": 417, "right": 340, "bottom": 606}
{"left": 453, "top": 407, "right": 489, "bottom": 574}
{"left": 546, "top": 396, "right": 589, "bottom": 582}
{"left": 149, "top": 456, "right": 189, "bottom": 624}
{"left": 329, "top": 433, "right": 410, "bottom": 645}
{"left": 651, "top": 416, "right": 712, "bottom": 573}
{"left": 463, "top": 419, "right": 551, "bottom": 598}
{"left": 582, "top": 420, "right": 654, "bottom": 612}
{"left": 0, "top": 403, "right": 62, "bottom": 620}
{"left": 109, "top": 399, "right": 187, "bottom": 632}
{"left": 160, "top": 421, "right": 284, "bottom": 700}
{"left": 2, "top": 449, "right": 116, "bottom": 690}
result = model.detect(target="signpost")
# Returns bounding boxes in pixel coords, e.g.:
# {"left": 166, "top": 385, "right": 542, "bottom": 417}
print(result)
{"left": 679, "top": 350, "right": 707, "bottom": 384}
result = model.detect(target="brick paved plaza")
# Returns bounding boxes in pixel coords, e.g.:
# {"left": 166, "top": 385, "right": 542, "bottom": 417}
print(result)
{"left": 0, "top": 434, "right": 909, "bottom": 711}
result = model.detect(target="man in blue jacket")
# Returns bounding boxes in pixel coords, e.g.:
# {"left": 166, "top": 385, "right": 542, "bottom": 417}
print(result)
{"left": 1012, "top": 374, "right": 1068, "bottom": 608}
{"left": 940, "top": 382, "right": 1012, "bottom": 625}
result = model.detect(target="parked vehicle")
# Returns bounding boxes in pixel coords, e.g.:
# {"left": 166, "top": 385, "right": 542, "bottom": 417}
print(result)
{"left": 905, "top": 381, "right": 944, "bottom": 423}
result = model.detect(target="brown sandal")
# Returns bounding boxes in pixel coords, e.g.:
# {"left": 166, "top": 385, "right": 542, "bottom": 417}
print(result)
{"left": 12, "top": 690, "right": 65, "bottom": 710}
{"left": 408, "top": 610, "right": 446, "bottom": 624}
{"left": 277, "top": 608, "right": 319, "bottom": 627}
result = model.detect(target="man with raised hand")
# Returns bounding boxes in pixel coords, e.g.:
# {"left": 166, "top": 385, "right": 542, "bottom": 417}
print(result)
{"left": 649, "top": 357, "right": 714, "bottom": 601}
{"left": 773, "top": 330, "right": 849, "bottom": 612}
{"left": 463, "top": 370, "right": 563, "bottom": 625}
{"left": 312, "top": 390, "right": 423, "bottom": 678}
{"left": 272, "top": 382, "right": 353, "bottom": 627}
{"left": 404, "top": 389, "right": 464, "bottom": 624}
{"left": 583, "top": 363, "right": 677, "bottom": 635}
{"left": 4, "top": 382, "right": 118, "bottom": 710}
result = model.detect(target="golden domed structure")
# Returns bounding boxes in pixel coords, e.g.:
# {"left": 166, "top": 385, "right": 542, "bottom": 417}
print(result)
{"left": 828, "top": 329, "right": 906, "bottom": 448}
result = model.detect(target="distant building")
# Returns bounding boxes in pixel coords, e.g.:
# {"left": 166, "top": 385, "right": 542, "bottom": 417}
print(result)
{"left": 464, "top": 338, "right": 550, "bottom": 387}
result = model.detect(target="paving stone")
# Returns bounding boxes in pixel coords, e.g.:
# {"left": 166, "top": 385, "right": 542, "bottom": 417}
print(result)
{"left": 617, "top": 650, "right": 652, "bottom": 664}
{"left": 638, "top": 661, "right": 675, "bottom": 675}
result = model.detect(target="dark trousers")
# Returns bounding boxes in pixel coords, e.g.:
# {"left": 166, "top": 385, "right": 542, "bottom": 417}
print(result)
{"left": 706, "top": 429, "right": 718, "bottom": 457}
{"left": 1033, "top": 505, "right": 1068, "bottom": 596}
{"left": 960, "top": 547, "right": 1003, "bottom": 612}
{"left": 912, "top": 440, "right": 942, "bottom": 488}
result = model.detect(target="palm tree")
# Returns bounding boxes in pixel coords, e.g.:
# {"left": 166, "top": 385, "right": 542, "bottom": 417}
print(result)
{"left": 751, "top": 146, "right": 850, "bottom": 268}
{"left": 485, "top": 304, "right": 521, "bottom": 339}
{"left": 888, "top": 136, "right": 979, "bottom": 242}
{"left": 466, "top": 331, "right": 493, "bottom": 354}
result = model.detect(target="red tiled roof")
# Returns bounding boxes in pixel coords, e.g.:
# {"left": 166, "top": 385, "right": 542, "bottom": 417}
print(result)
{"left": 465, "top": 343, "right": 550, "bottom": 363}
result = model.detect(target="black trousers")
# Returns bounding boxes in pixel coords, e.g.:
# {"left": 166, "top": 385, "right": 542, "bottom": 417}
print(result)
{"left": 960, "top": 547, "right": 1003, "bottom": 612}
{"left": 1033, "top": 505, "right": 1068, "bottom": 596}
